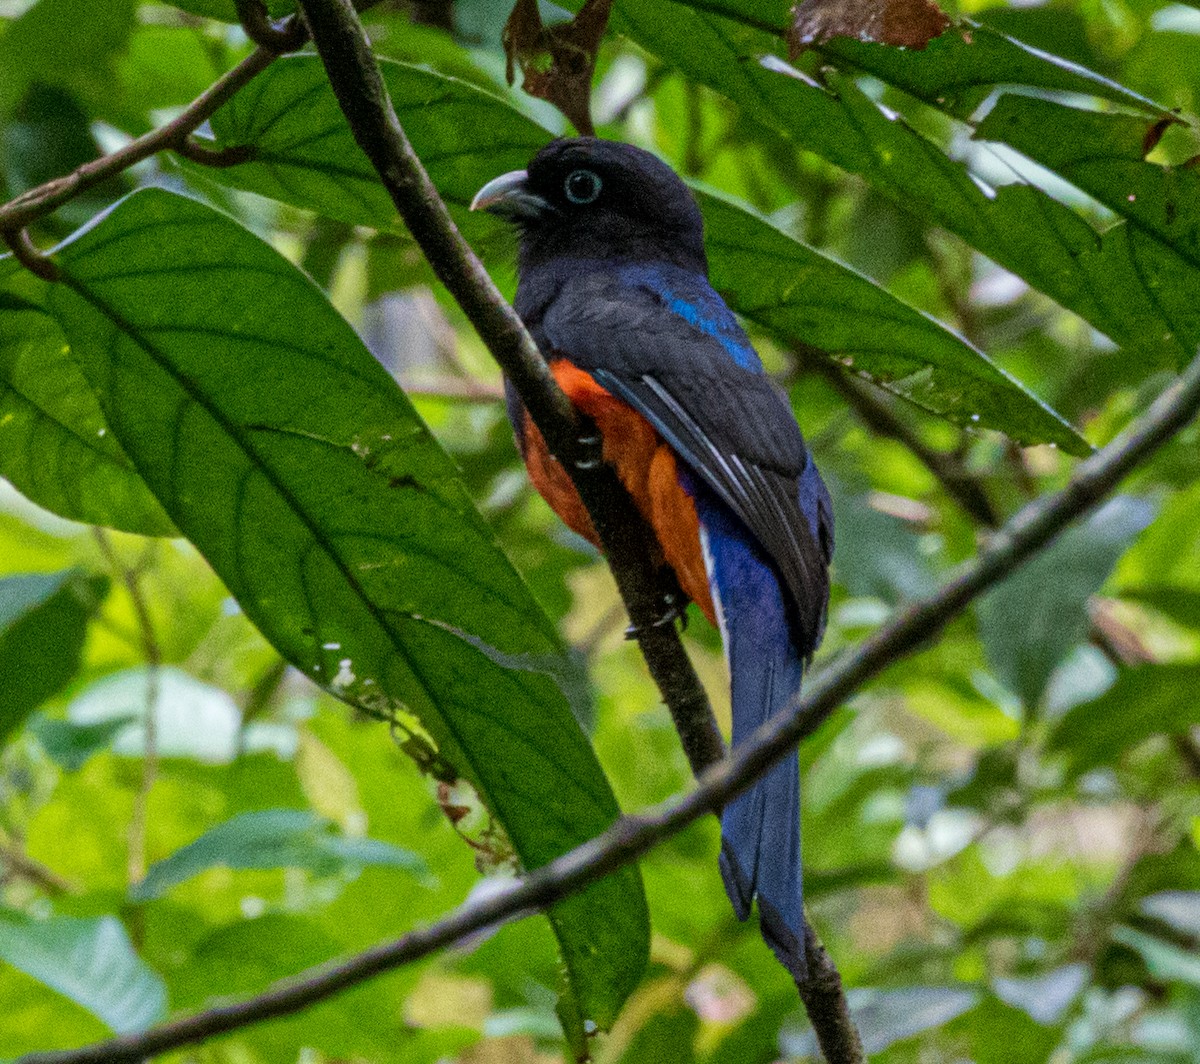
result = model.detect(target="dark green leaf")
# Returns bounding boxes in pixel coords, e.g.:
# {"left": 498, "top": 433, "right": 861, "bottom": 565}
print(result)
{"left": 977, "top": 96, "right": 1200, "bottom": 297}
{"left": 158, "top": 0, "right": 295, "bottom": 21}
{"left": 0, "top": 0, "right": 137, "bottom": 117}
{"left": 0, "top": 911, "right": 166, "bottom": 1034}
{"left": 201, "top": 56, "right": 1083, "bottom": 450}
{"left": 977, "top": 496, "right": 1152, "bottom": 709}
{"left": 0, "top": 301, "right": 176, "bottom": 535}
{"left": 701, "top": 191, "right": 1087, "bottom": 450}
{"left": 132, "top": 809, "right": 430, "bottom": 900}
{"left": 613, "top": 2, "right": 1198, "bottom": 366}
{"left": 0, "top": 569, "right": 107, "bottom": 747}
{"left": 1048, "top": 663, "right": 1200, "bottom": 778}
{"left": 30, "top": 714, "right": 135, "bottom": 771}
{"left": 47, "top": 188, "right": 647, "bottom": 1030}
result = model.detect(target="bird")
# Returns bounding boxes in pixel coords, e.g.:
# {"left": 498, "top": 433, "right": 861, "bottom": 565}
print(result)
{"left": 471, "top": 138, "right": 834, "bottom": 979}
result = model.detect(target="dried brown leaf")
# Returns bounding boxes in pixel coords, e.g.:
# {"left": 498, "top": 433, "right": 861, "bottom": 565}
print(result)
{"left": 502, "top": 0, "right": 614, "bottom": 136}
{"left": 788, "top": 0, "right": 950, "bottom": 56}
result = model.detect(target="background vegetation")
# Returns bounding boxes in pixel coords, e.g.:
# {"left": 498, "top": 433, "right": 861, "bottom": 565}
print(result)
{"left": 1, "top": 0, "right": 1200, "bottom": 1061}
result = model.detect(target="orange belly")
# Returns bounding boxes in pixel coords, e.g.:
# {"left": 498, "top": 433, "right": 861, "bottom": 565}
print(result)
{"left": 519, "top": 360, "right": 716, "bottom": 625}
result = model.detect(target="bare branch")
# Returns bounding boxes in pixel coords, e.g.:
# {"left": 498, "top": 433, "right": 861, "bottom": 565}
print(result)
{"left": 18, "top": 342, "right": 1200, "bottom": 1064}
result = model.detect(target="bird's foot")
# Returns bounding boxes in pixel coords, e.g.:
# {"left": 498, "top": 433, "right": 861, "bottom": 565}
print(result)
{"left": 573, "top": 432, "right": 603, "bottom": 470}
{"left": 625, "top": 590, "right": 688, "bottom": 639}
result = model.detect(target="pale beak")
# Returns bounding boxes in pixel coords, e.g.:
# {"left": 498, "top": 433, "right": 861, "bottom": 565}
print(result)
{"left": 470, "top": 169, "right": 551, "bottom": 219}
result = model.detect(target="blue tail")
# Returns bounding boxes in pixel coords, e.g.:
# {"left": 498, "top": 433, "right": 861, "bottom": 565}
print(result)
{"left": 700, "top": 495, "right": 808, "bottom": 978}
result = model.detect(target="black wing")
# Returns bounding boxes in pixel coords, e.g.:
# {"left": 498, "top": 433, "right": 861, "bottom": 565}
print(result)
{"left": 537, "top": 270, "right": 833, "bottom": 654}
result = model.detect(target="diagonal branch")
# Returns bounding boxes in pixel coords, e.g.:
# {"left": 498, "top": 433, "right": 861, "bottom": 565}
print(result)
{"left": 17, "top": 340, "right": 1200, "bottom": 1064}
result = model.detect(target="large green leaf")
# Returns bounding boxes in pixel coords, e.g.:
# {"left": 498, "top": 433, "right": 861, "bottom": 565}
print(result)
{"left": 0, "top": 911, "right": 166, "bottom": 1034}
{"left": 47, "top": 188, "right": 647, "bottom": 1032}
{"left": 976, "top": 96, "right": 1200, "bottom": 294}
{"left": 976, "top": 496, "right": 1152, "bottom": 710}
{"left": 0, "top": 298, "right": 175, "bottom": 535}
{"left": 700, "top": 192, "right": 1085, "bottom": 450}
{"left": 1047, "top": 664, "right": 1200, "bottom": 779}
{"left": 612, "top": 2, "right": 1199, "bottom": 366}
{"left": 132, "top": 809, "right": 429, "bottom": 900}
{"left": 198, "top": 56, "right": 1084, "bottom": 450}
{"left": 0, "top": 569, "right": 107, "bottom": 748}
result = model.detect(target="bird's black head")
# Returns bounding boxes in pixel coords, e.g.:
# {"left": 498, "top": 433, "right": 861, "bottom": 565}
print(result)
{"left": 471, "top": 138, "right": 708, "bottom": 274}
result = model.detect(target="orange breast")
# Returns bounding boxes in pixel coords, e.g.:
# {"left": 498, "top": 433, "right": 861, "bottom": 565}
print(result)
{"left": 519, "top": 360, "right": 716, "bottom": 626}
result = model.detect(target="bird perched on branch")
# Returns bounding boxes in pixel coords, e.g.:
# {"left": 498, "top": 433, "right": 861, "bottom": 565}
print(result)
{"left": 472, "top": 139, "right": 833, "bottom": 978}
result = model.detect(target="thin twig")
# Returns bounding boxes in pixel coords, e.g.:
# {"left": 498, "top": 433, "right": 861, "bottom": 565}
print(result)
{"left": 0, "top": 836, "right": 77, "bottom": 896}
{"left": 0, "top": 47, "right": 280, "bottom": 233}
{"left": 296, "top": 0, "right": 725, "bottom": 777}
{"left": 18, "top": 342, "right": 1200, "bottom": 1064}
{"left": 0, "top": 228, "right": 60, "bottom": 282}
{"left": 93, "top": 532, "right": 161, "bottom": 891}
{"left": 806, "top": 351, "right": 1001, "bottom": 528}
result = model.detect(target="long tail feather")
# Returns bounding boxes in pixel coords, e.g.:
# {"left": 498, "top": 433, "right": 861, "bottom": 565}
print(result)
{"left": 701, "top": 499, "right": 808, "bottom": 979}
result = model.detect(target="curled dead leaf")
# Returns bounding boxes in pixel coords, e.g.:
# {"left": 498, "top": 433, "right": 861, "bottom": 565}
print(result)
{"left": 502, "top": 0, "right": 614, "bottom": 136}
{"left": 788, "top": 0, "right": 950, "bottom": 56}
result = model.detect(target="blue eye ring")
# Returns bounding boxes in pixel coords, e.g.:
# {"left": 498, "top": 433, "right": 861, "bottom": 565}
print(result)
{"left": 564, "top": 169, "right": 602, "bottom": 204}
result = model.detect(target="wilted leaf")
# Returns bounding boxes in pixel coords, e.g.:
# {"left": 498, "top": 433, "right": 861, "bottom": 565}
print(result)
{"left": 132, "top": 809, "right": 429, "bottom": 900}
{"left": 0, "top": 569, "right": 107, "bottom": 748}
{"left": 0, "top": 912, "right": 166, "bottom": 1034}
{"left": 503, "top": 0, "right": 613, "bottom": 135}
{"left": 47, "top": 188, "right": 647, "bottom": 1031}
{"left": 788, "top": 0, "right": 949, "bottom": 56}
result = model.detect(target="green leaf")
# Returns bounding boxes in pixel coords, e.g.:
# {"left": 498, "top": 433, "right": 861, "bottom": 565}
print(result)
{"left": 0, "top": 911, "right": 166, "bottom": 1034}
{"left": 0, "top": 0, "right": 137, "bottom": 117}
{"left": 132, "top": 809, "right": 429, "bottom": 900}
{"left": 157, "top": 0, "right": 294, "bottom": 22}
{"left": 700, "top": 191, "right": 1087, "bottom": 451}
{"left": 47, "top": 188, "right": 647, "bottom": 1030}
{"left": 200, "top": 56, "right": 1084, "bottom": 450}
{"left": 783, "top": 986, "right": 980, "bottom": 1056}
{"left": 29, "top": 714, "right": 135, "bottom": 771}
{"left": 976, "top": 96, "right": 1200, "bottom": 299}
{"left": 0, "top": 299, "right": 176, "bottom": 535}
{"left": 977, "top": 496, "right": 1153, "bottom": 709}
{"left": 1113, "top": 927, "right": 1200, "bottom": 988}
{"left": 612, "top": 2, "right": 1198, "bottom": 366}
{"left": 0, "top": 569, "right": 107, "bottom": 747}
{"left": 1048, "top": 663, "right": 1200, "bottom": 779}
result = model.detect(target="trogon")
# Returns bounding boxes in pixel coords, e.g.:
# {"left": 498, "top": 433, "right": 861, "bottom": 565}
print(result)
{"left": 471, "top": 138, "right": 834, "bottom": 978}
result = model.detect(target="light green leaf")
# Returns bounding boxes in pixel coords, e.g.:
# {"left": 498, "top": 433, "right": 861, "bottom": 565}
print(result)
{"left": 0, "top": 569, "right": 107, "bottom": 747}
{"left": 132, "top": 809, "right": 429, "bottom": 899}
{"left": 1048, "top": 663, "right": 1200, "bottom": 778}
{"left": 199, "top": 55, "right": 1084, "bottom": 449}
{"left": 977, "top": 496, "right": 1153, "bottom": 709}
{"left": 0, "top": 299, "right": 175, "bottom": 535}
{"left": 47, "top": 188, "right": 647, "bottom": 1030}
{"left": 1114, "top": 926, "right": 1200, "bottom": 988}
{"left": 0, "top": 911, "right": 166, "bottom": 1034}
{"left": 783, "top": 986, "right": 980, "bottom": 1057}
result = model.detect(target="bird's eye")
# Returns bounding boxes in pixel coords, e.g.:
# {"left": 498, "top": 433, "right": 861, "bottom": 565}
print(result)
{"left": 563, "top": 169, "right": 602, "bottom": 204}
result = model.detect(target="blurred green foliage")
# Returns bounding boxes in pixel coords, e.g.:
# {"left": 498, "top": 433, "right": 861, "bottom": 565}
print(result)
{"left": 1, "top": 0, "right": 1200, "bottom": 1061}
